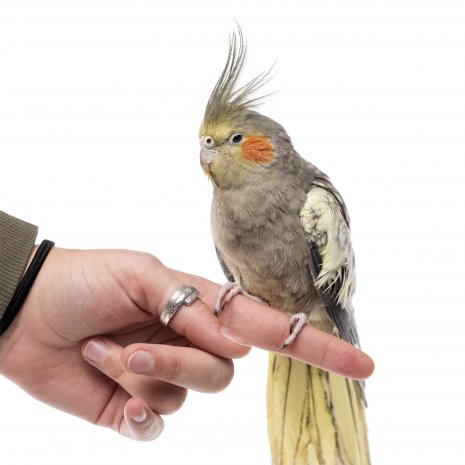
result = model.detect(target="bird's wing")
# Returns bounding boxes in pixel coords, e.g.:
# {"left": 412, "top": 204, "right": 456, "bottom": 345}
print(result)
{"left": 299, "top": 180, "right": 360, "bottom": 348}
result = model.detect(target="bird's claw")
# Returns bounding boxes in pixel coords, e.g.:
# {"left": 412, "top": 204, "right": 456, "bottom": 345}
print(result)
{"left": 214, "top": 284, "right": 306, "bottom": 351}
{"left": 277, "top": 313, "right": 307, "bottom": 350}
{"left": 214, "top": 282, "right": 264, "bottom": 316}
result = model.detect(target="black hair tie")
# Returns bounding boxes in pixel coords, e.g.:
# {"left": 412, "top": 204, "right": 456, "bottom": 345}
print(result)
{"left": 0, "top": 240, "right": 55, "bottom": 337}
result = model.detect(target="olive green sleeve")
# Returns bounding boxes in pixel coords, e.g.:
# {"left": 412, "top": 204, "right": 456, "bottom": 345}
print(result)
{"left": 0, "top": 211, "right": 38, "bottom": 320}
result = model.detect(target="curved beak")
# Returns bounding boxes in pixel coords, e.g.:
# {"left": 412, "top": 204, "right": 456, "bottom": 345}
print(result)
{"left": 200, "top": 148, "right": 218, "bottom": 173}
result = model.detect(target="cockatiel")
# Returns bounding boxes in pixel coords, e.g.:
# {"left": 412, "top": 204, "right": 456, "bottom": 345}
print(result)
{"left": 199, "top": 28, "right": 370, "bottom": 465}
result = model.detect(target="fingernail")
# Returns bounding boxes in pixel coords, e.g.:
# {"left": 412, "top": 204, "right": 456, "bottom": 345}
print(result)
{"left": 220, "top": 327, "right": 251, "bottom": 347}
{"left": 84, "top": 339, "right": 108, "bottom": 364}
{"left": 131, "top": 406, "right": 148, "bottom": 423}
{"left": 127, "top": 351, "right": 154, "bottom": 373}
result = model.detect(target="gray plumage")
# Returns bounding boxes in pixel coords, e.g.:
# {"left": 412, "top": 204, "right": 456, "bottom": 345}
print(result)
{"left": 210, "top": 112, "right": 359, "bottom": 340}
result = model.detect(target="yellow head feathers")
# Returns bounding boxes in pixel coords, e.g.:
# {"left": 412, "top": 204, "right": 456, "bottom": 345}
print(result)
{"left": 200, "top": 26, "right": 272, "bottom": 137}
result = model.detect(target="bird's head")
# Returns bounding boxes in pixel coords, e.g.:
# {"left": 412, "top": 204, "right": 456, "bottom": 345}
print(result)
{"left": 199, "top": 28, "right": 290, "bottom": 189}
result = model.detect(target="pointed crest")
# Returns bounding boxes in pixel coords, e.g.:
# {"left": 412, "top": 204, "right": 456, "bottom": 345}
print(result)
{"left": 202, "top": 25, "right": 273, "bottom": 129}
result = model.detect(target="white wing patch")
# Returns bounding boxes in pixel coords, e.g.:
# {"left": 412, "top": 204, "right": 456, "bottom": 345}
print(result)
{"left": 300, "top": 187, "right": 355, "bottom": 306}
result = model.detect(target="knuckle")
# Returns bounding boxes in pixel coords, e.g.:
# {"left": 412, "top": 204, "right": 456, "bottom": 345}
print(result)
{"left": 161, "top": 353, "right": 182, "bottom": 383}
{"left": 147, "top": 253, "right": 163, "bottom": 269}
{"left": 129, "top": 252, "right": 167, "bottom": 312}
{"left": 135, "top": 252, "right": 164, "bottom": 278}
{"left": 139, "top": 251, "right": 162, "bottom": 267}
{"left": 110, "top": 362, "right": 126, "bottom": 382}
{"left": 85, "top": 339, "right": 125, "bottom": 381}
{"left": 318, "top": 336, "right": 331, "bottom": 369}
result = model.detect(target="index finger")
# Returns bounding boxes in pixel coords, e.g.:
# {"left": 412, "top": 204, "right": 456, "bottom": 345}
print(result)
{"left": 221, "top": 296, "right": 374, "bottom": 380}
{"left": 170, "top": 270, "right": 375, "bottom": 380}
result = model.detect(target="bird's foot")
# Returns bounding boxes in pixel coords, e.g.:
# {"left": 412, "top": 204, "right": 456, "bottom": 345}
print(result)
{"left": 214, "top": 283, "right": 306, "bottom": 351}
{"left": 277, "top": 313, "right": 308, "bottom": 350}
{"left": 214, "top": 282, "right": 265, "bottom": 316}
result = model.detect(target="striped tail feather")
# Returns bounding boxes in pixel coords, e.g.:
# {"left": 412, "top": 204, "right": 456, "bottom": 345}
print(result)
{"left": 267, "top": 354, "right": 370, "bottom": 465}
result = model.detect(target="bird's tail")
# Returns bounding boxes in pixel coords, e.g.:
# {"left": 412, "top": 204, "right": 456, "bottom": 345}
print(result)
{"left": 267, "top": 354, "right": 370, "bottom": 465}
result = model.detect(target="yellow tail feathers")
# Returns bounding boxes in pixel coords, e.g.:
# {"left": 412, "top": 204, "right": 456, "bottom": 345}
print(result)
{"left": 267, "top": 354, "right": 370, "bottom": 465}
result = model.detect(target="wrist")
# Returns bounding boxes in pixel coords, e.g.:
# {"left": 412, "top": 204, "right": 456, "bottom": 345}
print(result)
{"left": 0, "top": 300, "right": 27, "bottom": 379}
{"left": 0, "top": 240, "right": 55, "bottom": 339}
{"left": 0, "top": 244, "right": 37, "bottom": 371}
{"left": 0, "top": 241, "right": 56, "bottom": 384}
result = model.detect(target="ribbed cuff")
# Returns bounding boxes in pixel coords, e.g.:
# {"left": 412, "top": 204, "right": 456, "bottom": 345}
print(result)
{"left": 0, "top": 211, "right": 38, "bottom": 320}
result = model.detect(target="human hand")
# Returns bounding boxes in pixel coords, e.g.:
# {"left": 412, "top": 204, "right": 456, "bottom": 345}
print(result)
{"left": 0, "top": 248, "right": 374, "bottom": 441}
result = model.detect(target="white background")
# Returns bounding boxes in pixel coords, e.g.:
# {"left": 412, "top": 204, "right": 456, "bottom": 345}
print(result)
{"left": 1, "top": 1, "right": 464, "bottom": 464}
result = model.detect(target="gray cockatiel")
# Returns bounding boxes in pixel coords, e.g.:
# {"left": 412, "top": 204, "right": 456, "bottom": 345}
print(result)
{"left": 199, "top": 29, "right": 370, "bottom": 465}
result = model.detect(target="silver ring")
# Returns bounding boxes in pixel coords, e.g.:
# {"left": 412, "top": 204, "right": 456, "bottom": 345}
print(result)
{"left": 160, "top": 284, "right": 199, "bottom": 326}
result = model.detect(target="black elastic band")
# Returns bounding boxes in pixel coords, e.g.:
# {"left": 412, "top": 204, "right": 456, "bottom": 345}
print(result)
{"left": 0, "top": 240, "right": 55, "bottom": 337}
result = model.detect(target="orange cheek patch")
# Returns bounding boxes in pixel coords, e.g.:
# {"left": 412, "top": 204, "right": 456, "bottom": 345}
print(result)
{"left": 240, "top": 136, "right": 274, "bottom": 164}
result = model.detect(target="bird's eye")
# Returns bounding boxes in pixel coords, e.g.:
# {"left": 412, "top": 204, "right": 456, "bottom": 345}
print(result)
{"left": 229, "top": 134, "right": 243, "bottom": 144}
